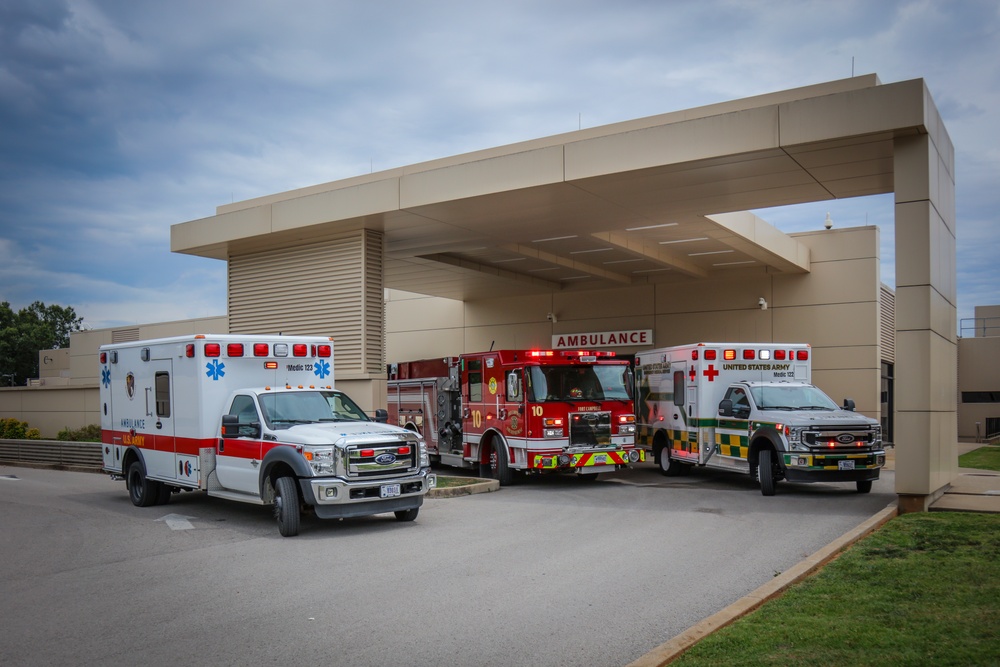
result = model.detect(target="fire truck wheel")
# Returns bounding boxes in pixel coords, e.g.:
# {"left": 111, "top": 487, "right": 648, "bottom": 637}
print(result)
{"left": 274, "top": 476, "right": 300, "bottom": 537}
{"left": 856, "top": 480, "right": 873, "bottom": 494}
{"left": 758, "top": 449, "right": 777, "bottom": 496}
{"left": 127, "top": 460, "right": 161, "bottom": 508}
{"left": 394, "top": 508, "right": 419, "bottom": 522}
{"left": 488, "top": 440, "right": 514, "bottom": 487}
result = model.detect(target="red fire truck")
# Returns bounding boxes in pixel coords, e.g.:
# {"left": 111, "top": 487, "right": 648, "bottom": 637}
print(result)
{"left": 386, "top": 349, "right": 643, "bottom": 485}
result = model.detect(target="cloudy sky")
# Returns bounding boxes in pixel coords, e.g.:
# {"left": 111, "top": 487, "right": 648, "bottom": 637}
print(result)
{"left": 1, "top": 0, "right": 997, "bottom": 332}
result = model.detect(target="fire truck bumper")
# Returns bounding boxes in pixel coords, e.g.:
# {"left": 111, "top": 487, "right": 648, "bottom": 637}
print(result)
{"left": 301, "top": 469, "right": 437, "bottom": 519}
{"left": 530, "top": 448, "right": 644, "bottom": 470}
{"left": 781, "top": 451, "right": 885, "bottom": 483}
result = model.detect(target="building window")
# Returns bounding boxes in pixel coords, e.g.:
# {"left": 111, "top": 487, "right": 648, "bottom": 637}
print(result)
{"left": 962, "top": 391, "right": 1000, "bottom": 403}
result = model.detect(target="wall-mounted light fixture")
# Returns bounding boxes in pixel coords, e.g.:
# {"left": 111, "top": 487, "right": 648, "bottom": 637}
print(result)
{"left": 43, "top": 356, "right": 53, "bottom": 364}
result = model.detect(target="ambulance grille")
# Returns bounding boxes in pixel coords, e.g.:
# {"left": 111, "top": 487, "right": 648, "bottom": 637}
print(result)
{"left": 569, "top": 411, "right": 612, "bottom": 447}
{"left": 803, "top": 428, "right": 877, "bottom": 447}
{"left": 347, "top": 444, "right": 417, "bottom": 478}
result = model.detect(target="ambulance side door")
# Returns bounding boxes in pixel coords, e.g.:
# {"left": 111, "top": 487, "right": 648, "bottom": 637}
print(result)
{"left": 216, "top": 394, "right": 264, "bottom": 495}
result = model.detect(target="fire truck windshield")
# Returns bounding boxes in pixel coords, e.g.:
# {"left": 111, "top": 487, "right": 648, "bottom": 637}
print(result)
{"left": 526, "top": 365, "right": 633, "bottom": 402}
{"left": 259, "top": 390, "right": 371, "bottom": 427}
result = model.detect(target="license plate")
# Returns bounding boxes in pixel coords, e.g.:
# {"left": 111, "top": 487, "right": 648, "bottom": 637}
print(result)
{"left": 838, "top": 460, "right": 855, "bottom": 471}
{"left": 380, "top": 484, "right": 401, "bottom": 498}
{"left": 594, "top": 454, "right": 607, "bottom": 464}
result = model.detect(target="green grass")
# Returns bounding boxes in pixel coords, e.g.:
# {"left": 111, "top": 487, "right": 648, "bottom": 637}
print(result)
{"left": 671, "top": 513, "right": 1000, "bottom": 667}
{"left": 959, "top": 445, "right": 1000, "bottom": 471}
{"left": 434, "top": 475, "right": 483, "bottom": 489}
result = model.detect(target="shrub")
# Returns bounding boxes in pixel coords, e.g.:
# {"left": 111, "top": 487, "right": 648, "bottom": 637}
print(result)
{"left": 56, "top": 424, "right": 102, "bottom": 442}
{"left": 0, "top": 417, "right": 42, "bottom": 440}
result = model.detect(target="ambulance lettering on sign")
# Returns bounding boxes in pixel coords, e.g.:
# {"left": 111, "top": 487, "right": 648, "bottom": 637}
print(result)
{"left": 635, "top": 342, "right": 885, "bottom": 496}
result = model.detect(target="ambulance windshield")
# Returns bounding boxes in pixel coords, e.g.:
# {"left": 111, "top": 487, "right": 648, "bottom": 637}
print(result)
{"left": 750, "top": 384, "right": 839, "bottom": 411}
{"left": 259, "top": 390, "right": 371, "bottom": 427}
{"left": 526, "top": 365, "right": 633, "bottom": 402}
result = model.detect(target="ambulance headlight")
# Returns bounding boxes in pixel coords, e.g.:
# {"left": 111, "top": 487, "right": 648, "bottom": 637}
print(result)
{"left": 785, "top": 426, "right": 808, "bottom": 450}
{"left": 306, "top": 448, "right": 335, "bottom": 474}
{"left": 418, "top": 440, "right": 430, "bottom": 468}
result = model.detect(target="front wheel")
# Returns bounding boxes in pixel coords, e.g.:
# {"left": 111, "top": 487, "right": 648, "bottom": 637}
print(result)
{"left": 394, "top": 508, "right": 419, "bottom": 522}
{"left": 758, "top": 449, "right": 777, "bottom": 496}
{"left": 658, "top": 447, "right": 681, "bottom": 477}
{"left": 488, "top": 439, "right": 514, "bottom": 487}
{"left": 127, "top": 461, "right": 161, "bottom": 507}
{"left": 856, "top": 480, "right": 873, "bottom": 494}
{"left": 274, "top": 476, "right": 301, "bottom": 537}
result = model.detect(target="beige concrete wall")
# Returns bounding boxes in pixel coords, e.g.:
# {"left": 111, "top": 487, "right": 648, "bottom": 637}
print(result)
{"left": 0, "top": 386, "right": 100, "bottom": 438}
{"left": 387, "top": 226, "right": 882, "bottom": 422}
{"left": 957, "top": 335, "right": 1000, "bottom": 439}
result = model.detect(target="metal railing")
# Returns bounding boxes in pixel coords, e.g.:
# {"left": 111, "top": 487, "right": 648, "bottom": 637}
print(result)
{"left": 0, "top": 440, "right": 102, "bottom": 471}
{"left": 960, "top": 316, "right": 1000, "bottom": 338}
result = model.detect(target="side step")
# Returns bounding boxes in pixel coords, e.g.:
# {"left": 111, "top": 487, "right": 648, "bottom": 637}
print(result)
{"left": 207, "top": 488, "right": 267, "bottom": 505}
{"left": 438, "top": 452, "right": 473, "bottom": 469}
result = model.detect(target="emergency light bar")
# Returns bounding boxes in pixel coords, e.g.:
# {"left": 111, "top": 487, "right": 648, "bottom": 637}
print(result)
{"left": 180, "top": 339, "right": 334, "bottom": 359}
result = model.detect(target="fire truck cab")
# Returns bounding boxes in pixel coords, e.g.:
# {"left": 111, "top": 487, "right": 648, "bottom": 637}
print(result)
{"left": 387, "top": 349, "right": 643, "bottom": 485}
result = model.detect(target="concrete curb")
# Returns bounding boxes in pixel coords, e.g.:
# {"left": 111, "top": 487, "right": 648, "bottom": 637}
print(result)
{"left": 427, "top": 477, "right": 500, "bottom": 498}
{"left": 626, "top": 502, "right": 900, "bottom": 667}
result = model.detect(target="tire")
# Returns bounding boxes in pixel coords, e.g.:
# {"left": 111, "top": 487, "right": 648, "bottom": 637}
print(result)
{"left": 394, "top": 508, "right": 419, "bottom": 521}
{"left": 127, "top": 460, "right": 160, "bottom": 507}
{"left": 758, "top": 449, "right": 777, "bottom": 496}
{"left": 658, "top": 447, "right": 681, "bottom": 477}
{"left": 856, "top": 479, "right": 873, "bottom": 494}
{"left": 488, "top": 439, "right": 514, "bottom": 487}
{"left": 273, "top": 476, "right": 300, "bottom": 537}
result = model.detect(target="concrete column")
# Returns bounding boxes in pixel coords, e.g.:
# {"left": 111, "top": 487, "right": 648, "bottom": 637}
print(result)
{"left": 893, "top": 132, "right": 957, "bottom": 512}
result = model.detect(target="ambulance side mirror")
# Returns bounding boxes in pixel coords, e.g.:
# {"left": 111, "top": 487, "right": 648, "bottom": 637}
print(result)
{"left": 719, "top": 399, "right": 734, "bottom": 417}
{"left": 843, "top": 398, "right": 856, "bottom": 412}
{"left": 373, "top": 408, "right": 389, "bottom": 423}
{"left": 221, "top": 414, "right": 240, "bottom": 437}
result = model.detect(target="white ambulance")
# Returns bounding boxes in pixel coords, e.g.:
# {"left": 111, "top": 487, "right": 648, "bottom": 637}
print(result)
{"left": 99, "top": 334, "right": 435, "bottom": 536}
{"left": 635, "top": 342, "right": 884, "bottom": 495}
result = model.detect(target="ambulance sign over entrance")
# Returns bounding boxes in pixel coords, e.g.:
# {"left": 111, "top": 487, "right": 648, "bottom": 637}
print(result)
{"left": 552, "top": 330, "right": 652, "bottom": 349}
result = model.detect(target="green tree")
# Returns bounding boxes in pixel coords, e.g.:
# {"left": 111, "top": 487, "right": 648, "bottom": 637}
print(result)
{"left": 0, "top": 301, "right": 84, "bottom": 386}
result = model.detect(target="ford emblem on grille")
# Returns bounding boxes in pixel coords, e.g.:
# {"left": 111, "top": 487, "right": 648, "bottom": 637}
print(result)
{"left": 375, "top": 453, "right": 397, "bottom": 465}
{"left": 836, "top": 434, "right": 855, "bottom": 444}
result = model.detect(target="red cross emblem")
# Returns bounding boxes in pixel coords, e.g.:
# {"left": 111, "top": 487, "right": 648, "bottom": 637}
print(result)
{"left": 703, "top": 364, "right": 719, "bottom": 381}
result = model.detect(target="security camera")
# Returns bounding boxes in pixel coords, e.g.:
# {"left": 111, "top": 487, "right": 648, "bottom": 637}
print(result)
{"left": 824, "top": 212, "right": 833, "bottom": 230}
{"left": 758, "top": 297, "right": 768, "bottom": 311}
{"left": 546, "top": 312, "right": 557, "bottom": 323}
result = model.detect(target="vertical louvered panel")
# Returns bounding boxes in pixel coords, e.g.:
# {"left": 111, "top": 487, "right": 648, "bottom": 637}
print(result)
{"left": 879, "top": 283, "right": 895, "bottom": 364}
{"left": 229, "top": 234, "right": 380, "bottom": 375}
{"left": 362, "top": 229, "right": 386, "bottom": 374}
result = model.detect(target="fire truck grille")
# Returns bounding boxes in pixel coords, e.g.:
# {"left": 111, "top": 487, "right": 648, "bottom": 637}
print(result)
{"left": 569, "top": 411, "right": 612, "bottom": 447}
{"left": 347, "top": 445, "right": 417, "bottom": 478}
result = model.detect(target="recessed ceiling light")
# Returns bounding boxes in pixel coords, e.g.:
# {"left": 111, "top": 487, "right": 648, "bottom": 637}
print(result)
{"left": 532, "top": 235, "right": 578, "bottom": 243}
{"left": 626, "top": 222, "right": 679, "bottom": 231}
{"left": 659, "top": 237, "right": 708, "bottom": 245}
{"left": 688, "top": 250, "right": 734, "bottom": 256}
